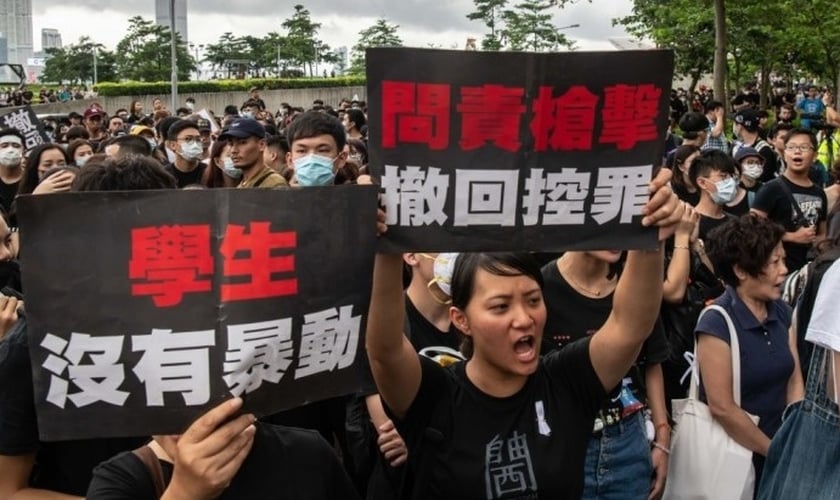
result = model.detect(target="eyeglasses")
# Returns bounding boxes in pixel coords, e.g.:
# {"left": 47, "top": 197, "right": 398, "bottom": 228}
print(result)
{"left": 177, "top": 136, "right": 202, "bottom": 144}
{"left": 785, "top": 144, "right": 815, "bottom": 152}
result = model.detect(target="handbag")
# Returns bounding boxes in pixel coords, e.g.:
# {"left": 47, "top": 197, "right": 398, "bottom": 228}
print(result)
{"left": 663, "top": 305, "right": 759, "bottom": 500}
{"left": 757, "top": 344, "right": 840, "bottom": 499}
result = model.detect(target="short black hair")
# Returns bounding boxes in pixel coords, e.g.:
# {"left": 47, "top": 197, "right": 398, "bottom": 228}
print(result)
{"left": 769, "top": 122, "right": 794, "bottom": 140}
{"left": 706, "top": 215, "right": 785, "bottom": 287}
{"left": 345, "top": 108, "right": 366, "bottom": 131}
{"left": 783, "top": 128, "right": 817, "bottom": 149}
{"left": 73, "top": 155, "right": 177, "bottom": 192}
{"left": 689, "top": 149, "right": 737, "bottom": 187}
{"left": 224, "top": 105, "right": 239, "bottom": 116}
{"left": 703, "top": 100, "right": 724, "bottom": 113}
{"left": 284, "top": 111, "right": 346, "bottom": 151}
{"left": 266, "top": 134, "right": 289, "bottom": 155}
{"left": 166, "top": 120, "right": 200, "bottom": 141}
{"left": 155, "top": 116, "right": 180, "bottom": 141}
{"left": 106, "top": 135, "right": 156, "bottom": 157}
{"left": 450, "top": 253, "right": 543, "bottom": 311}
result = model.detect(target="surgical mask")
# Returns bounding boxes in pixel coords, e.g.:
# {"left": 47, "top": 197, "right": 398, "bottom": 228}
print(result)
{"left": 186, "top": 101, "right": 194, "bottom": 111}
{"left": 179, "top": 141, "right": 203, "bottom": 161}
{"left": 0, "top": 147, "right": 22, "bottom": 168}
{"left": 146, "top": 138, "right": 157, "bottom": 151}
{"left": 222, "top": 157, "right": 243, "bottom": 179}
{"left": 742, "top": 162, "right": 763, "bottom": 180}
{"left": 241, "top": 111, "right": 254, "bottom": 119}
{"left": 427, "top": 253, "right": 459, "bottom": 301}
{"left": 294, "top": 154, "right": 336, "bottom": 186}
{"left": 76, "top": 155, "right": 91, "bottom": 167}
{"left": 711, "top": 176, "right": 738, "bottom": 205}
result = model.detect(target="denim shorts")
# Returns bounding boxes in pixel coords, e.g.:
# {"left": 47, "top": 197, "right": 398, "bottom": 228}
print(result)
{"left": 583, "top": 411, "right": 652, "bottom": 500}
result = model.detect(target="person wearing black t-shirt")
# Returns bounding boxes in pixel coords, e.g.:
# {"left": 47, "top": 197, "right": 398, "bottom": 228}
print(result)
{"left": 689, "top": 150, "right": 738, "bottom": 241}
{"left": 163, "top": 120, "right": 207, "bottom": 188}
{"left": 86, "top": 398, "right": 359, "bottom": 500}
{"left": 542, "top": 251, "right": 670, "bottom": 500}
{"left": 364, "top": 170, "right": 683, "bottom": 499}
{"left": 752, "top": 128, "right": 828, "bottom": 272}
{"left": 0, "top": 128, "right": 26, "bottom": 216}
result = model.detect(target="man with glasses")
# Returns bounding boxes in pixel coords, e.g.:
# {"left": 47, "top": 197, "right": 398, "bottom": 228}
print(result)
{"left": 753, "top": 128, "right": 828, "bottom": 272}
{"left": 164, "top": 120, "right": 207, "bottom": 188}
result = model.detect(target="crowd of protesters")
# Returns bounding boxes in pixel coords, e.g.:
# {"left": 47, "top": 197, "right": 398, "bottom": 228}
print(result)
{"left": 0, "top": 79, "right": 837, "bottom": 500}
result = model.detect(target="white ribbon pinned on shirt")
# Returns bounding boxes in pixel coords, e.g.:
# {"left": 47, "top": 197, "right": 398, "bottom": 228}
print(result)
{"left": 679, "top": 351, "right": 698, "bottom": 387}
{"left": 535, "top": 400, "right": 551, "bottom": 436}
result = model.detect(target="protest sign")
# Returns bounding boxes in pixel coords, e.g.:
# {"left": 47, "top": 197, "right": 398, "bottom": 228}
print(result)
{"left": 366, "top": 47, "right": 675, "bottom": 252}
{"left": 0, "top": 106, "right": 50, "bottom": 149}
{"left": 17, "top": 186, "right": 379, "bottom": 440}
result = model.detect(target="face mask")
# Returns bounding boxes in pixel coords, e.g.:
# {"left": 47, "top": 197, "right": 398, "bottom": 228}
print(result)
{"left": 241, "top": 111, "right": 254, "bottom": 119}
{"left": 349, "top": 153, "right": 363, "bottom": 164}
{"left": 222, "top": 157, "right": 243, "bottom": 179}
{"left": 186, "top": 102, "right": 194, "bottom": 111}
{"left": 711, "top": 176, "right": 738, "bottom": 204}
{"left": 294, "top": 154, "right": 336, "bottom": 186}
{"left": 427, "top": 253, "right": 459, "bottom": 301}
{"left": 146, "top": 138, "right": 157, "bottom": 151}
{"left": 742, "top": 163, "right": 763, "bottom": 180}
{"left": 179, "top": 141, "right": 203, "bottom": 161}
{"left": 76, "top": 155, "right": 91, "bottom": 167}
{"left": 0, "top": 148, "right": 22, "bottom": 168}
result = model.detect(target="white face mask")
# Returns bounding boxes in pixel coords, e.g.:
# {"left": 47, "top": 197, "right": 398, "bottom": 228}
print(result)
{"left": 0, "top": 147, "right": 22, "bottom": 168}
{"left": 222, "top": 156, "right": 243, "bottom": 179}
{"left": 427, "top": 253, "right": 459, "bottom": 300}
{"left": 742, "top": 162, "right": 763, "bottom": 180}
{"left": 179, "top": 141, "right": 203, "bottom": 161}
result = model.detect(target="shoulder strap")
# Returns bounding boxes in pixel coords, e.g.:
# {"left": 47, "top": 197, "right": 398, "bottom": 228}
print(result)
{"left": 776, "top": 178, "right": 807, "bottom": 222}
{"left": 132, "top": 445, "right": 165, "bottom": 499}
{"left": 747, "top": 190, "right": 755, "bottom": 208}
{"left": 692, "top": 305, "right": 743, "bottom": 405}
{"left": 251, "top": 169, "right": 276, "bottom": 188}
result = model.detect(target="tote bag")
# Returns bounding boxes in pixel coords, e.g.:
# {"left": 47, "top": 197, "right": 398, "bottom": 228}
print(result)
{"left": 663, "top": 305, "right": 758, "bottom": 500}
{"left": 757, "top": 345, "right": 840, "bottom": 499}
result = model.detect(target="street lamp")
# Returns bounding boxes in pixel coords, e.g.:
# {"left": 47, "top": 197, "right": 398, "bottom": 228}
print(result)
{"left": 189, "top": 43, "right": 204, "bottom": 80}
{"left": 92, "top": 46, "right": 98, "bottom": 86}
{"left": 556, "top": 23, "right": 581, "bottom": 30}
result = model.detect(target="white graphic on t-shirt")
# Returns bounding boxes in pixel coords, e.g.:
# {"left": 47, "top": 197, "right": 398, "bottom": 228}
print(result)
{"left": 484, "top": 431, "right": 537, "bottom": 498}
{"left": 792, "top": 193, "right": 823, "bottom": 226}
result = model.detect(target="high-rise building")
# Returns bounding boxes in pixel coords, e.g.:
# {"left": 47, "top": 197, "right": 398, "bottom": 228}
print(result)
{"left": 0, "top": 0, "right": 34, "bottom": 65}
{"left": 0, "top": 33, "right": 8, "bottom": 64}
{"left": 41, "top": 28, "right": 62, "bottom": 50}
{"left": 155, "top": 0, "right": 188, "bottom": 44}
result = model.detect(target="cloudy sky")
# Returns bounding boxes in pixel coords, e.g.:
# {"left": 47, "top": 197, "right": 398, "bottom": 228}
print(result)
{"left": 31, "top": 0, "right": 638, "bottom": 54}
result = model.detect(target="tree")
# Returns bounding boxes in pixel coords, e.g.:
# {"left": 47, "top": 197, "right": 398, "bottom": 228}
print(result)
{"left": 349, "top": 18, "right": 403, "bottom": 76}
{"left": 467, "top": 0, "right": 508, "bottom": 50}
{"left": 115, "top": 16, "right": 195, "bottom": 82}
{"left": 501, "top": 0, "right": 574, "bottom": 52}
{"left": 41, "top": 37, "right": 117, "bottom": 84}
{"left": 282, "top": 4, "right": 322, "bottom": 77}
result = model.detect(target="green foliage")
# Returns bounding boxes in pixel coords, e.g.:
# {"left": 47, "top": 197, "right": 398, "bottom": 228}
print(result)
{"left": 349, "top": 18, "right": 404, "bottom": 76}
{"left": 94, "top": 77, "right": 366, "bottom": 97}
{"left": 41, "top": 37, "right": 118, "bottom": 84}
{"left": 115, "top": 16, "right": 196, "bottom": 82}
{"left": 467, "top": 0, "right": 579, "bottom": 52}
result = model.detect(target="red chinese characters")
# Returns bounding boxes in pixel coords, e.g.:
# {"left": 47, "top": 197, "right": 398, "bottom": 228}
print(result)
{"left": 530, "top": 85, "right": 599, "bottom": 152}
{"left": 129, "top": 222, "right": 298, "bottom": 307}
{"left": 220, "top": 222, "right": 298, "bottom": 301}
{"left": 382, "top": 81, "right": 450, "bottom": 150}
{"left": 129, "top": 225, "right": 214, "bottom": 307}
{"left": 598, "top": 84, "right": 662, "bottom": 150}
{"left": 457, "top": 85, "right": 526, "bottom": 152}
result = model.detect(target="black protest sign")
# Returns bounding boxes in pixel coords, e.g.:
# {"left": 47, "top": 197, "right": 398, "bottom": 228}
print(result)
{"left": 366, "top": 48, "right": 674, "bottom": 253}
{"left": 17, "top": 187, "right": 378, "bottom": 440}
{"left": 0, "top": 106, "right": 49, "bottom": 149}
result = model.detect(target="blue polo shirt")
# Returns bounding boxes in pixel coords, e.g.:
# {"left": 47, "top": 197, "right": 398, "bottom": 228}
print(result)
{"left": 695, "top": 286, "right": 794, "bottom": 438}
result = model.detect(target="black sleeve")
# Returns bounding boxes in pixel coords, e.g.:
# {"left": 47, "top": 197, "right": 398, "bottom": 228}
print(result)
{"left": 758, "top": 147, "right": 780, "bottom": 183}
{"left": 752, "top": 180, "right": 786, "bottom": 222}
{"left": 640, "top": 317, "right": 669, "bottom": 366}
{"left": 0, "top": 320, "right": 39, "bottom": 455}
{"left": 86, "top": 451, "right": 158, "bottom": 500}
{"left": 384, "top": 356, "right": 450, "bottom": 444}
{"left": 543, "top": 336, "right": 607, "bottom": 416}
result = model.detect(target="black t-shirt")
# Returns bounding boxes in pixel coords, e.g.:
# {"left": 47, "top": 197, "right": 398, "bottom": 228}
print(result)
{"left": 724, "top": 190, "right": 752, "bottom": 217}
{"left": 0, "top": 319, "right": 146, "bottom": 496}
{"left": 540, "top": 261, "right": 668, "bottom": 426}
{"left": 405, "top": 295, "right": 460, "bottom": 353}
{"left": 753, "top": 176, "right": 828, "bottom": 271}
{"left": 699, "top": 212, "right": 734, "bottom": 241}
{"left": 0, "top": 178, "right": 19, "bottom": 215}
{"left": 86, "top": 424, "right": 359, "bottom": 499}
{"left": 389, "top": 338, "right": 605, "bottom": 499}
{"left": 164, "top": 162, "right": 206, "bottom": 189}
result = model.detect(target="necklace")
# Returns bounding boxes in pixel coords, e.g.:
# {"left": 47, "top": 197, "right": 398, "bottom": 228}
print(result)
{"left": 563, "top": 271, "right": 615, "bottom": 297}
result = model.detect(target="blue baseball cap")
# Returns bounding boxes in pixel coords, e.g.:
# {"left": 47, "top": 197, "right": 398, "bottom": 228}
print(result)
{"left": 219, "top": 118, "right": 265, "bottom": 139}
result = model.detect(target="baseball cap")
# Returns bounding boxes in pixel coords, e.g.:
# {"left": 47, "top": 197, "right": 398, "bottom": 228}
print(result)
{"left": 195, "top": 117, "right": 212, "bottom": 132}
{"left": 734, "top": 109, "right": 760, "bottom": 132}
{"left": 734, "top": 146, "right": 764, "bottom": 164}
{"left": 219, "top": 118, "right": 265, "bottom": 140}
{"left": 130, "top": 125, "right": 154, "bottom": 136}
{"left": 83, "top": 106, "right": 105, "bottom": 120}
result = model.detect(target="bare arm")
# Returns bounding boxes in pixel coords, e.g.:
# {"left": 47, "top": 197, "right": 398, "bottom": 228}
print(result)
{"left": 590, "top": 246, "right": 664, "bottom": 391}
{"left": 646, "top": 363, "right": 670, "bottom": 500}
{"left": 710, "top": 109, "right": 724, "bottom": 138}
{"left": 663, "top": 204, "right": 698, "bottom": 304}
{"left": 0, "top": 454, "right": 80, "bottom": 500}
{"left": 697, "top": 334, "right": 770, "bottom": 456}
{"left": 365, "top": 253, "right": 422, "bottom": 419}
{"left": 786, "top": 322, "right": 805, "bottom": 404}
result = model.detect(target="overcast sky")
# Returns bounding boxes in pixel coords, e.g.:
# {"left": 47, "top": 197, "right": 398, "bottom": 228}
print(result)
{"left": 31, "top": 0, "right": 637, "bottom": 54}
